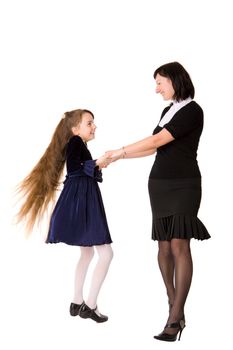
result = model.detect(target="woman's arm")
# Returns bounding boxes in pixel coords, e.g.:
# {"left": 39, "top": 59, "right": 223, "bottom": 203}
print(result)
{"left": 107, "top": 128, "right": 174, "bottom": 162}
{"left": 123, "top": 148, "right": 156, "bottom": 159}
{"left": 124, "top": 128, "right": 174, "bottom": 153}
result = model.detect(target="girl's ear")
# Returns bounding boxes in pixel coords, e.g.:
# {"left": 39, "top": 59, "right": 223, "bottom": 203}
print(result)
{"left": 71, "top": 126, "right": 79, "bottom": 135}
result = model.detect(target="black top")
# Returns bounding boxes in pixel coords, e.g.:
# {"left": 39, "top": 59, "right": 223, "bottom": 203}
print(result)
{"left": 149, "top": 101, "right": 203, "bottom": 179}
{"left": 66, "top": 136, "right": 92, "bottom": 173}
{"left": 66, "top": 136, "right": 102, "bottom": 182}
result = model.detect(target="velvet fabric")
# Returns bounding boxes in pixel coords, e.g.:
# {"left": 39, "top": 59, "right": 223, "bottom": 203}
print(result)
{"left": 46, "top": 136, "right": 112, "bottom": 246}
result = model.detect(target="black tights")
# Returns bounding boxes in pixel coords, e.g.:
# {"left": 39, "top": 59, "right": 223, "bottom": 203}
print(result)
{"left": 158, "top": 239, "right": 193, "bottom": 330}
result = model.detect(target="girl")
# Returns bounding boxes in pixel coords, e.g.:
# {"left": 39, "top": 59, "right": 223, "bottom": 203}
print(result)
{"left": 17, "top": 109, "right": 113, "bottom": 323}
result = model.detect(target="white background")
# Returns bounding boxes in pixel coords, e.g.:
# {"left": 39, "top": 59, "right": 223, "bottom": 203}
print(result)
{"left": 0, "top": 0, "right": 232, "bottom": 349}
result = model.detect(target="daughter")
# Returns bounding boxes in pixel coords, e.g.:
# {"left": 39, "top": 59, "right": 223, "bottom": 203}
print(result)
{"left": 17, "top": 109, "right": 113, "bottom": 323}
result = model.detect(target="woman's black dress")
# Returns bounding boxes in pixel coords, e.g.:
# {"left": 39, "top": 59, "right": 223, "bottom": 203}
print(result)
{"left": 46, "top": 136, "right": 112, "bottom": 246}
{"left": 148, "top": 101, "right": 210, "bottom": 241}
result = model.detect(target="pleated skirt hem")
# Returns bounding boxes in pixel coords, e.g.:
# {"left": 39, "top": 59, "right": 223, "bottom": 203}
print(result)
{"left": 152, "top": 214, "right": 211, "bottom": 241}
{"left": 46, "top": 238, "right": 113, "bottom": 247}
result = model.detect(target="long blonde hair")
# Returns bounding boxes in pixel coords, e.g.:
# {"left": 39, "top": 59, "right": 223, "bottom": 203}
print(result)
{"left": 16, "top": 108, "right": 94, "bottom": 233}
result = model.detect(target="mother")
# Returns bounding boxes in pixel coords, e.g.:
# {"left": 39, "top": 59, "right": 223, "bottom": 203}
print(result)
{"left": 106, "top": 61, "right": 210, "bottom": 341}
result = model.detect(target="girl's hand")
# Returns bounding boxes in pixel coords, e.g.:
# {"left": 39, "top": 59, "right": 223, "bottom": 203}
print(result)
{"left": 96, "top": 155, "right": 111, "bottom": 169}
{"left": 105, "top": 148, "right": 124, "bottom": 163}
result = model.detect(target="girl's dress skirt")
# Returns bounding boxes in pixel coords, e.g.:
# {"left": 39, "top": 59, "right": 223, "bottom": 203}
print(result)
{"left": 46, "top": 170, "right": 112, "bottom": 246}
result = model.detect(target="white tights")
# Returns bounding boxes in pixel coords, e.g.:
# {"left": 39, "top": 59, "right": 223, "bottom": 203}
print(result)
{"left": 73, "top": 244, "right": 113, "bottom": 309}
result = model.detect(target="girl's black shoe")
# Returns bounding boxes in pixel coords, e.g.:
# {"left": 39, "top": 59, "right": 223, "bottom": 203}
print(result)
{"left": 154, "top": 319, "right": 186, "bottom": 342}
{"left": 69, "top": 302, "right": 84, "bottom": 316}
{"left": 79, "top": 303, "right": 108, "bottom": 323}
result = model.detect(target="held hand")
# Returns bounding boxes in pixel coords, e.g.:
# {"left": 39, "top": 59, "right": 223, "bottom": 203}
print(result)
{"left": 96, "top": 154, "right": 111, "bottom": 169}
{"left": 105, "top": 148, "right": 124, "bottom": 163}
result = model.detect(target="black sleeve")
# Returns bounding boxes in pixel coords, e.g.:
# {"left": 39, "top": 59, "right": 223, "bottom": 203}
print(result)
{"left": 164, "top": 102, "right": 203, "bottom": 139}
{"left": 66, "top": 136, "right": 102, "bottom": 181}
{"left": 66, "top": 136, "right": 86, "bottom": 172}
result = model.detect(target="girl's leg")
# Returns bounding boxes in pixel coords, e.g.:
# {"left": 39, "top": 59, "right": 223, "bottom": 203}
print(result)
{"left": 157, "top": 241, "right": 175, "bottom": 307}
{"left": 73, "top": 246, "right": 94, "bottom": 304}
{"left": 86, "top": 244, "right": 113, "bottom": 310}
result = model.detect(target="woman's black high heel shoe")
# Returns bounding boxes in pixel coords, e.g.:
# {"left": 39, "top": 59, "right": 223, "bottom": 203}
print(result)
{"left": 69, "top": 302, "right": 84, "bottom": 316}
{"left": 154, "top": 319, "right": 186, "bottom": 342}
{"left": 79, "top": 303, "right": 108, "bottom": 323}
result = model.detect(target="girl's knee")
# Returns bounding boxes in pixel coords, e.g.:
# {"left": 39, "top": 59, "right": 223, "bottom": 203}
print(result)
{"left": 107, "top": 246, "right": 114, "bottom": 261}
{"left": 80, "top": 246, "right": 95, "bottom": 261}
{"left": 96, "top": 244, "right": 114, "bottom": 263}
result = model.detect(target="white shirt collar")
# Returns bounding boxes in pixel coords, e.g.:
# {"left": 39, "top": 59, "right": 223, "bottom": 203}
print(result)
{"left": 159, "top": 97, "right": 192, "bottom": 127}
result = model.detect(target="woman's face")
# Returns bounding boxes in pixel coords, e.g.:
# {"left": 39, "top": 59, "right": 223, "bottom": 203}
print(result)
{"left": 72, "top": 112, "right": 96, "bottom": 142}
{"left": 155, "top": 73, "right": 175, "bottom": 101}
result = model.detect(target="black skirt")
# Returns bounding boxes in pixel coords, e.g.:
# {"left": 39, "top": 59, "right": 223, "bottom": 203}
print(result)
{"left": 148, "top": 177, "right": 210, "bottom": 241}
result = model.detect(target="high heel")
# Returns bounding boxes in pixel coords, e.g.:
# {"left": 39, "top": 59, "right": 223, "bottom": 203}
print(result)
{"left": 154, "top": 319, "right": 186, "bottom": 342}
{"left": 79, "top": 303, "right": 108, "bottom": 323}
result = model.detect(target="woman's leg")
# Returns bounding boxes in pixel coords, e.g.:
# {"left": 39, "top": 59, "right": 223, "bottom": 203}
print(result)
{"left": 73, "top": 246, "right": 94, "bottom": 304}
{"left": 86, "top": 244, "right": 113, "bottom": 310}
{"left": 157, "top": 241, "right": 175, "bottom": 307}
{"left": 166, "top": 238, "right": 193, "bottom": 333}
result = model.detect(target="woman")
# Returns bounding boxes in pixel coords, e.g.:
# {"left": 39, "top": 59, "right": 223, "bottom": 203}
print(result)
{"left": 106, "top": 62, "right": 210, "bottom": 341}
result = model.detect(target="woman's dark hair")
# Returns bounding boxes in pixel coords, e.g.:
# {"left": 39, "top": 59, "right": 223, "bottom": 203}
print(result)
{"left": 153, "top": 62, "right": 195, "bottom": 101}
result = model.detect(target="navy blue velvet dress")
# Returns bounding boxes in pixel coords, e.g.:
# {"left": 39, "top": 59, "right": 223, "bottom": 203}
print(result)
{"left": 46, "top": 136, "right": 112, "bottom": 246}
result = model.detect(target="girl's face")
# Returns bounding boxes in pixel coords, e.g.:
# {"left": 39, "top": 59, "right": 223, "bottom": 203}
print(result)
{"left": 72, "top": 112, "right": 96, "bottom": 142}
{"left": 155, "top": 73, "right": 175, "bottom": 101}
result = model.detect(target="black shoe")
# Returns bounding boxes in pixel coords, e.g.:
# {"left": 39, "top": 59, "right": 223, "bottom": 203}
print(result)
{"left": 69, "top": 302, "right": 84, "bottom": 316}
{"left": 154, "top": 319, "right": 186, "bottom": 342}
{"left": 79, "top": 303, "right": 108, "bottom": 323}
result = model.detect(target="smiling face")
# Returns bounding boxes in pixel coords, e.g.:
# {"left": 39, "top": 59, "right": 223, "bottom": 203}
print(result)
{"left": 155, "top": 73, "right": 175, "bottom": 101}
{"left": 72, "top": 112, "right": 96, "bottom": 142}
